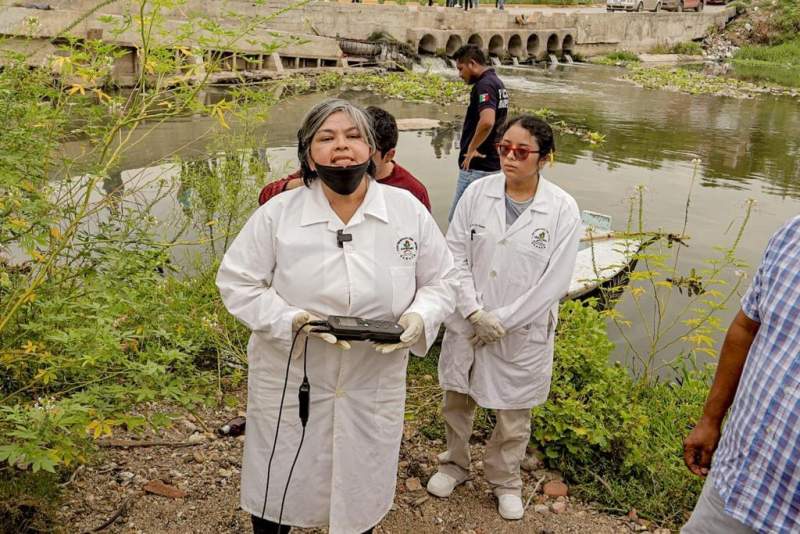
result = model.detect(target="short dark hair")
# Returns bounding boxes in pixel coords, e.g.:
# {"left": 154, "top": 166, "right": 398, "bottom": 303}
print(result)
{"left": 366, "top": 106, "right": 398, "bottom": 157}
{"left": 452, "top": 44, "right": 487, "bottom": 66}
{"left": 497, "top": 116, "right": 556, "bottom": 157}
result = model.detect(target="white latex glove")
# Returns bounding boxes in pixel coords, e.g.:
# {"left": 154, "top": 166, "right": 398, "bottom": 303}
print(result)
{"left": 292, "top": 311, "right": 351, "bottom": 352}
{"left": 374, "top": 313, "right": 424, "bottom": 354}
{"left": 468, "top": 309, "right": 506, "bottom": 345}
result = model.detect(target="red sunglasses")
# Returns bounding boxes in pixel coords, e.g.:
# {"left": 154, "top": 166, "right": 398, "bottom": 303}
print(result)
{"left": 495, "top": 143, "right": 539, "bottom": 160}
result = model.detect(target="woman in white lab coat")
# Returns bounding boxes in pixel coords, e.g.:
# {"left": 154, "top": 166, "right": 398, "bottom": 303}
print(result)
{"left": 427, "top": 116, "right": 581, "bottom": 521}
{"left": 216, "top": 99, "right": 456, "bottom": 534}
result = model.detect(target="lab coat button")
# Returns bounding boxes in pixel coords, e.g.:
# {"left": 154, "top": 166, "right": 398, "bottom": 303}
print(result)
{"left": 490, "top": 270, "right": 497, "bottom": 278}
{"left": 335, "top": 389, "right": 345, "bottom": 398}
{"left": 499, "top": 239, "right": 506, "bottom": 245}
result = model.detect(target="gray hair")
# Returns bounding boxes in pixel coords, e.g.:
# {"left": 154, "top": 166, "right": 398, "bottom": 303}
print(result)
{"left": 297, "top": 99, "right": 376, "bottom": 181}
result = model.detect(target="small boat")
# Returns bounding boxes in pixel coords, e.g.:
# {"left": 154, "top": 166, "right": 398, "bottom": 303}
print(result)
{"left": 565, "top": 210, "right": 641, "bottom": 306}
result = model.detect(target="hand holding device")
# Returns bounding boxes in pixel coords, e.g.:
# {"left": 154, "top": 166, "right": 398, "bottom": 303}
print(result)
{"left": 292, "top": 311, "right": 351, "bottom": 351}
{"left": 468, "top": 309, "right": 506, "bottom": 345}
{"left": 314, "top": 315, "right": 404, "bottom": 343}
{"left": 374, "top": 313, "right": 425, "bottom": 354}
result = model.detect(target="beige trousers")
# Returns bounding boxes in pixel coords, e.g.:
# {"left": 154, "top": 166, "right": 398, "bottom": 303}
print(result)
{"left": 437, "top": 390, "right": 531, "bottom": 497}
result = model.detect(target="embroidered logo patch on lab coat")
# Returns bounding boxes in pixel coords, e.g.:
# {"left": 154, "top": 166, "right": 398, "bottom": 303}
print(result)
{"left": 396, "top": 237, "right": 418, "bottom": 261}
{"left": 531, "top": 228, "right": 550, "bottom": 249}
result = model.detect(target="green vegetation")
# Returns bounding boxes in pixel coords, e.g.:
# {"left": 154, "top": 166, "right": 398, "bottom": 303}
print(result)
{"left": 741, "top": 0, "right": 800, "bottom": 45}
{"left": 735, "top": 38, "right": 800, "bottom": 67}
{"left": 408, "top": 301, "right": 710, "bottom": 528}
{"left": 0, "top": 1, "right": 278, "bottom": 528}
{"left": 0, "top": 1, "right": 755, "bottom": 532}
{"left": 313, "top": 70, "right": 469, "bottom": 106}
{"left": 720, "top": 0, "right": 800, "bottom": 89}
{"left": 649, "top": 41, "right": 704, "bottom": 56}
{"left": 592, "top": 51, "right": 640, "bottom": 66}
{"left": 729, "top": 61, "right": 800, "bottom": 89}
{"left": 624, "top": 65, "right": 795, "bottom": 97}
{"left": 409, "top": 167, "right": 752, "bottom": 528}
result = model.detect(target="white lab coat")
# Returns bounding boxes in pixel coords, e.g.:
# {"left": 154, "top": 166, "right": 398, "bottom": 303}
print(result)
{"left": 216, "top": 179, "right": 456, "bottom": 534}
{"left": 439, "top": 173, "right": 580, "bottom": 410}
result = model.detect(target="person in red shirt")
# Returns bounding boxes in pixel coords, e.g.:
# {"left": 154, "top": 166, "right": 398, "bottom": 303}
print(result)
{"left": 258, "top": 106, "right": 432, "bottom": 211}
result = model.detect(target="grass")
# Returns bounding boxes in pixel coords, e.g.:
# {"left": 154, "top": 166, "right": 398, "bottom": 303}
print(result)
{"left": 649, "top": 42, "right": 704, "bottom": 56}
{"left": 734, "top": 38, "right": 800, "bottom": 67}
{"left": 729, "top": 38, "right": 800, "bottom": 88}
{"left": 728, "top": 61, "right": 800, "bottom": 88}
{"left": 593, "top": 51, "right": 640, "bottom": 66}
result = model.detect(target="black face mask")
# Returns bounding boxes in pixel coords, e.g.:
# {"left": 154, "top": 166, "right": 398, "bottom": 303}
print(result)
{"left": 313, "top": 160, "right": 370, "bottom": 195}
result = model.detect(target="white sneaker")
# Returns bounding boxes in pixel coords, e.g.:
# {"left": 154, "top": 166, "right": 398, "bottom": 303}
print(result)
{"left": 498, "top": 494, "right": 524, "bottom": 520}
{"left": 426, "top": 471, "right": 460, "bottom": 498}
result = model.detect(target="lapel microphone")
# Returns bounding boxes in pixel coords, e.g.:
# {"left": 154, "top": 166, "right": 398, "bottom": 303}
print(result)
{"left": 336, "top": 229, "right": 352, "bottom": 248}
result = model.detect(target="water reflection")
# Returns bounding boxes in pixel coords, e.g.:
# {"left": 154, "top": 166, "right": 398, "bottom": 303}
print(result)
{"left": 57, "top": 63, "right": 800, "bottom": 367}
{"left": 429, "top": 121, "right": 458, "bottom": 159}
{"left": 497, "top": 65, "right": 800, "bottom": 199}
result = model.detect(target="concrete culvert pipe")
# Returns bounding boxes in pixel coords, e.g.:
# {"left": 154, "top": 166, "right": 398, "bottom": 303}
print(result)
{"left": 546, "top": 33, "right": 559, "bottom": 54}
{"left": 419, "top": 34, "right": 437, "bottom": 55}
{"left": 508, "top": 34, "right": 523, "bottom": 58}
{"left": 527, "top": 34, "right": 540, "bottom": 58}
{"left": 468, "top": 33, "right": 483, "bottom": 49}
{"left": 562, "top": 34, "right": 574, "bottom": 54}
{"left": 446, "top": 34, "right": 463, "bottom": 57}
{"left": 488, "top": 34, "right": 504, "bottom": 57}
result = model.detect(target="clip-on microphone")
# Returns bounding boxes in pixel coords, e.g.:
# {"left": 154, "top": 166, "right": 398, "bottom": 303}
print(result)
{"left": 336, "top": 229, "right": 352, "bottom": 248}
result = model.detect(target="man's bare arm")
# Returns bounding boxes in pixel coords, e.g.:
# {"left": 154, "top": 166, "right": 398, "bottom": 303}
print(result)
{"left": 683, "top": 309, "right": 760, "bottom": 476}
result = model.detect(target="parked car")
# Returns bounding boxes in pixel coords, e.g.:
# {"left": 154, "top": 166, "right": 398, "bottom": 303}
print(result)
{"left": 661, "top": 0, "right": 704, "bottom": 11}
{"left": 606, "top": 0, "right": 663, "bottom": 11}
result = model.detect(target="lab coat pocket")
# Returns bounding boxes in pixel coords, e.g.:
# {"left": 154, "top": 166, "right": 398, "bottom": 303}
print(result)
{"left": 506, "top": 241, "right": 548, "bottom": 294}
{"left": 373, "top": 385, "right": 406, "bottom": 442}
{"left": 499, "top": 314, "right": 549, "bottom": 367}
{"left": 390, "top": 266, "right": 416, "bottom": 319}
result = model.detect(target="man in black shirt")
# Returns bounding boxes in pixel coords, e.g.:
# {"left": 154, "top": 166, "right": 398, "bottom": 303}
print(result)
{"left": 448, "top": 44, "right": 509, "bottom": 221}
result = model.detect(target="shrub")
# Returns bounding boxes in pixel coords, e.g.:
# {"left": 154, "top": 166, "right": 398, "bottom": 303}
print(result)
{"left": 531, "top": 301, "right": 649, "bottom": 464}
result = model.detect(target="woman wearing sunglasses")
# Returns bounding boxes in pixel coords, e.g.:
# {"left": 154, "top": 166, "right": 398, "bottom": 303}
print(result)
{"left": 427, "top": 116, "right": 582, "bottom": 521}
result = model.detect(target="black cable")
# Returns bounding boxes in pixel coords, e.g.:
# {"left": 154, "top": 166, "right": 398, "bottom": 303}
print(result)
{"left": 277, "top": 335, "right": 310, "bottom": 528}
{"left": 260, "top": 322, "right": 313, "bottom": 519}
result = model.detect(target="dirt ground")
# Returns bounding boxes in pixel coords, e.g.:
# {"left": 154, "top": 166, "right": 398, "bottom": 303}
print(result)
{"left": 58, "top": 391, "right": 660, "bottom": 534}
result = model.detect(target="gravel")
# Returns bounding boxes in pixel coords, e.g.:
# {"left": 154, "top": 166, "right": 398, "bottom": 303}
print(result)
{"left": 57, "top": 388, "right": 647, "bottom": 533}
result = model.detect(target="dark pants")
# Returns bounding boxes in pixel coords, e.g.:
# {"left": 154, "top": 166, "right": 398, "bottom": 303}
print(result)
{"left": 251, "top": 516, "right": 374, "bottom": 534}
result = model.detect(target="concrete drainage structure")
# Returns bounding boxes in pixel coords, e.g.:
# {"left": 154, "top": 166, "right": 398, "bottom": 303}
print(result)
{"left": 0, "top": 1, "right": 738, "bottom": 83}
{"left": 409, "top": 29, "right": 576, "bottom": 63}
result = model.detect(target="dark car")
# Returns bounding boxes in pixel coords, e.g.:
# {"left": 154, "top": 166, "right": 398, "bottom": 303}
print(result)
{"left": 662, "top": 0, "right": 703, "bottom": 11}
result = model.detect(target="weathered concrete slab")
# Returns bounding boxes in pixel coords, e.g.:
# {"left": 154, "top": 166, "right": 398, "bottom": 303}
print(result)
{"left": 396, "top": 118, "right": 441, "bottom": 131}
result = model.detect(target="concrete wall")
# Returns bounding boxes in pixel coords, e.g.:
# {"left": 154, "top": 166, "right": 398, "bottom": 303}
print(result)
{"left": 1, "top": 0, "right": 736, "bottom": 65}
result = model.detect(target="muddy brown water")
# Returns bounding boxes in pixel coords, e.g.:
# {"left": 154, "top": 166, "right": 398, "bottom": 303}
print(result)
{"left": 61, "top": 63, "right": 800, "bottom": 371}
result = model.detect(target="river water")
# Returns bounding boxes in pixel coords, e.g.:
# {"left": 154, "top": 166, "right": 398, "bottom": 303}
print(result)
{"left": 66, "top": 63, "right": 800, "bottom": 370}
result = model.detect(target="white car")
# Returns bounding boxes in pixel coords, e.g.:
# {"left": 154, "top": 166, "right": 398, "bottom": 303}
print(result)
{"left": 607, "top": 0, "right": 662, "bottom": 11}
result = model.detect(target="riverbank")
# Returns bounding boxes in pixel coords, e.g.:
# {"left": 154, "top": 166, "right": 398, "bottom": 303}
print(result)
{"left": 6, "top": 21, "right": 799, "bottom": 532}
{"left": 587, "top": 0, "right": 800, "bottom": 93}
{"left": 54, "top": 384, "right": 645, "bottom": 534}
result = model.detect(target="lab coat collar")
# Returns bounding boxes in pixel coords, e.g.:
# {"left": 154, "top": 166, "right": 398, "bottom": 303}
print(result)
{"left": 299, "top": 178, "right": 389, "bottom": 228}
{"left": 488, "top": 173, "right": 554, "bottom": 237}
{"left": 485, "top": 172, "right": 553, "bottom": 215}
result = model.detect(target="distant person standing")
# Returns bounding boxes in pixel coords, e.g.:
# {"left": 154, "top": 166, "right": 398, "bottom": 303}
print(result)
{"left": 448, "top": 44, "right": 509, "bottom": 221}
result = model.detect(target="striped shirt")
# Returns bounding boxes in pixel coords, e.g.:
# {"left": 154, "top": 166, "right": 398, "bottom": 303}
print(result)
{"left": 712, "top": 215, "right": 800, "bottom": 533}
